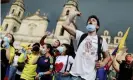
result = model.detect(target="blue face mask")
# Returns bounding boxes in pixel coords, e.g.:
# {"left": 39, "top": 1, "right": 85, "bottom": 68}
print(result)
{"left": 57, "top": 46, "right": 64, "bottom": 54}
{"left": 86, "top": 24, "right": 96, "bottom": 32}
{"left": 3, "top": 37, "right": 10, "bottom": 43}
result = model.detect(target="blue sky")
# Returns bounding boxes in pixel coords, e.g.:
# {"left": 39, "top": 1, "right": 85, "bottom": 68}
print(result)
{"left": 1, "top": 0, "right": 133, "bottom": 52}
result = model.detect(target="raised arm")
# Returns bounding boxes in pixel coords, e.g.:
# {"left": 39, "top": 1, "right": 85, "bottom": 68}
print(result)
{"left": 62, "top": 11, "right": 81, "bottom": 38}
{"left": 40, "top": 31, "right": 51, "bottom": 46}
{"left": 112, "top": 56, "right": 120, "bottom": 72}
{"left": 102, "top": 51, "right": 110, "bottom": 66}
{"left": 40, "top": 35, "right": 47, "bottom": 46}
{"left": 62, "top": 24, "right": 76, "bottom": 38}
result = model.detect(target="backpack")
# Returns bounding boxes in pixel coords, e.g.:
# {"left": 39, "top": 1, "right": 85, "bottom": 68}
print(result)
{"left": 77, "top": 33, "right": 103, "bottom": 61}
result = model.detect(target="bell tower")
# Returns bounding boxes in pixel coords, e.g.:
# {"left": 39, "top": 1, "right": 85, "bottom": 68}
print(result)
{"left": 2, "top": 0, "right": 25, "bottom": 33}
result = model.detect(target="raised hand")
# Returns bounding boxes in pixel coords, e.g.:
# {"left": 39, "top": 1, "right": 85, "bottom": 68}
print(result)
{"left": 45, "top": 31, "right": 51, "bottom": 36}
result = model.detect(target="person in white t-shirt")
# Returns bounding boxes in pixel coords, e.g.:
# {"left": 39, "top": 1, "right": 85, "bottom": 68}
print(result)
{"left": 55, "top": 44, "right": 74, "bottom": 80}
{"left": 62, "top": 10, "right": 110, "bottom": 80}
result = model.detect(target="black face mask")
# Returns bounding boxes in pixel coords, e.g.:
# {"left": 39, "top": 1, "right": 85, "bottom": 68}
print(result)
{"left": 32, "top": 45, "right": 40, "bottom": 52}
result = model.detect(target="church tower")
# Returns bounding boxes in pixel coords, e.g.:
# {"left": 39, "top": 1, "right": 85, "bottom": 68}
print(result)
{"left": 2, "top": 0, "right": 25, "bottom": 33}
{"left": 101, "top": 30, "right": 111, "bottom": 44}
{"left": 114, "top": 31, "right": 123, "bottom": 45}
{"left": 54, "top": 0, "right": 79, "bottom": 44}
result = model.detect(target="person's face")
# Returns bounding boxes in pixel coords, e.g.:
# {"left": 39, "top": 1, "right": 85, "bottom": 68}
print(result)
{"left": 43, "top": 44, "right": 49, "bottom": 53}
{"left": 5, "top": 33, "right": 12, "bottom": 43}
{"left": 88, "top": 18, "right": 99, "bottom": 30}
{"left": 60, "top": 45, "right": 67, "bottom": 55}
{"left": 53, "top": 40, "right": 60, "bottom": 48}
{"left": 125, "top": 55, "right": 133, "bottom": 63}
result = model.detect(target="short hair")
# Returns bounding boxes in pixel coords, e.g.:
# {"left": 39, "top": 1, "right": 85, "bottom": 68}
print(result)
{"left": 7, "top": 33, "right": 15, "bottom": 47}
{"left": 125, "top": 54, "right": 132, "bottom": 58}
{"left": 87, "top": 15, "right": 100, "bottom": 27}
{"left": 32, "top": 42, "right": 40, "bottom": 48}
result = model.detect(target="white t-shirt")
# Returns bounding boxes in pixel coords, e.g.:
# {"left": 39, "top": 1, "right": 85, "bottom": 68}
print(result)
{"left": 55, "top": 55, "right": 74, "bottom": 73}
{"left": 70, "top": 30, "right": 108, "bottom": 80}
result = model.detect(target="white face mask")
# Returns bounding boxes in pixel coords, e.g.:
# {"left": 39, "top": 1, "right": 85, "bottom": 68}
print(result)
{"left": 27, "top": 50, "right": 32, "bottom": 53}
{"left": 40, "top": 48, "right": 46, "bottom": 54}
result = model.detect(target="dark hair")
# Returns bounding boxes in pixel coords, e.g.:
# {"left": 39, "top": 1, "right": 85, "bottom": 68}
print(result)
{"left": 87, "top": 15, "right": 100, "bottom": 32}
{"left": 32, "top": 43, "right": 40, "bottom": 52}
{"left": 32, "top": 42, "right": 40, "bottom": 47}
{"left": 1, "top": 40, "right": 4, "bottom": 48}
{"left": 8, "top": 33, "right": 15, "bottom": 47}
{"left": 126, "top": 54, "right": 132, "bottom": 58}
{"left": 62, "top": 43, "right": 75, "bottom": 57}
{"left": 57, "top": 40, "right": 60, "bottom": 47}
{"left": 45, "top": 43, "right": 54, "bottom": 57}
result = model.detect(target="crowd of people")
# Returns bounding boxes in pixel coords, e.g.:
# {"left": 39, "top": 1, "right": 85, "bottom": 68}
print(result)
{"left": 1, "top": 10, "right": 133, "bottom": 80}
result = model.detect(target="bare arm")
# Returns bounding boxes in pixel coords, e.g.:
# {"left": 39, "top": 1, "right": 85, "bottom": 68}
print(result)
{"left": 62, "top": 11, "right": 81, "bottom": 38}
{"left": 44, "top": 70, "right": 52, "bottom": 75}
{"left": 112, "top": 56, "right": 120, "bottom": 72}
{"left": 6, "top": 48, "right": 10, "bottom": 60}
{"left": 102, "top": 51, "right": 110, "bottom": 66}
{"left": 62, "top": 24, "right": 76, "bottom": 38}
{"left": 40, "top": 35, "right": 47, "bottom": 46}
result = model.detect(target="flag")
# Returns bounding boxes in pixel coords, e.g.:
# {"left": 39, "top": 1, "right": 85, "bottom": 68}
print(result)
{"left": 111, "top": 27, "right": 130, "bottom": 55}
{"left": 118, "top": 27, "right": 130, "bottom": 52}
{"left": 112, "top": 46, "right": 119, "bottom": 55}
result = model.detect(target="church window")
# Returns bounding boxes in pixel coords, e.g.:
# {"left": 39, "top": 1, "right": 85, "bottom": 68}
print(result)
{"left": 106, "top": 38, "right": 109, "bottom": 43}
{"left": 105, "top": 32, "right": 108, "bottom": 36}
{"left": 18, "top": 11, "right": 21, "bottom": 17}
{"left": 118, "top": 33, "right": 122, "bottom": 37}
{"left": 4, "top": 24, "right": 8, "bottom": 31}
{"left": 66, "top": 10, "right": 70, "bottom": 15}
{"left": 12, "top": 9, "right": 15, "bottom": 14}
{"left": 116, "top": 39, "right": 119, "bottom": 43}
{"left": 118, "top": 31, "right": 123, "bottom": 37}
{"left": 60, "top": 28, "right": 65, "bottom": 36}
{"left": 13, "top": 27, "right": 17, "bottom": 32}
{"left": 28, "top": 23, "right": 37, "bottom": 36}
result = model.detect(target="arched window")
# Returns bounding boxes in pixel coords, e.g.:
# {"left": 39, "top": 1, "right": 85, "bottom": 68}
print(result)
{"left": 118, "top": 31, "right": 123, "bottom": 37}
{"left": 66, "top": 10, "right": 70, "bottom": 15}
{"left": 60, "top": 28, "right": 65, "bottom": 36}
{"left": 106, "top": 38, "right": 109, "bottom": 43}
{"left": 13, "top": 27, "right": 17, "bottom": 32}
{"left": 116, "top": 39, "right": 119, "bottom": 43}
{"left": 18, "top": 11, "right": 21, "bottom": 17}
{"left": 4, "top": 24, "right": 8, "bottom": 31}
{"left": 105, "top": 32, "right": 108, "bottom": 36}
{"left": 28, "top": 23, "right": 37, "bottom": 36}
{"left": 12, "top": 9, "right": 15, "bottom": 14}
{"left": 104, "top": 30, "right": 109, "bottom": 36}
{"left": 118, "top": 33, "right": 122, "bottom": 37}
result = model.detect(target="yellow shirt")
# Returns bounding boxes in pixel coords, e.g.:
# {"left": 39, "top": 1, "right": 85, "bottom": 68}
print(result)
{"left": 21, "top": 53, "right": 38, "bottom": 80}
{"left": 0, "top": 46, "right": 15, "bottom": 64}
{"left": 7, "top": 46, "right": 15, "bottom": 64}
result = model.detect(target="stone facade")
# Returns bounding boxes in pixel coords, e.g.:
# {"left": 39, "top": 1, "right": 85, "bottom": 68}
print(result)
{"left": 1, "top": 0, "right": 126, "bottom": 52}
{"left": 101, "top": 30, "right": 126, "bottom": 54}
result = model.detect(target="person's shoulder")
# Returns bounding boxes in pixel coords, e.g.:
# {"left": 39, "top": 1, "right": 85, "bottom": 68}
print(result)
{"left": 121, "top": 60, "right": 126, "bottom": 64}
{"left": 68, "top": 55, "right": 74, "bottom": 60}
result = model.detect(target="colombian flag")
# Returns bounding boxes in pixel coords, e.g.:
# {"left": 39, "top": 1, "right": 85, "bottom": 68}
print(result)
{"left": 111, "top": 27, "right": 130, "bottom": 55}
